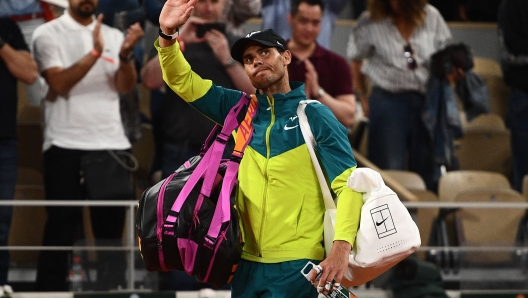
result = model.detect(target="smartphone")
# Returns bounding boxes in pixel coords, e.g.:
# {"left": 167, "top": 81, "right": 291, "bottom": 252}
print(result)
{"left": 196, "top": 22, "right": 226, "bottom": 38}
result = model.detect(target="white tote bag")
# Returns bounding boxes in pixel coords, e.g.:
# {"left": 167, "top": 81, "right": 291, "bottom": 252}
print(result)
{"left": 297, "top": 100, "right": 421, "bottom": 287}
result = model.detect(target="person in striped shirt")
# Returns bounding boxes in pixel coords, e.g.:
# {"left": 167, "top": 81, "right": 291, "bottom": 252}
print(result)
{"left": 347, "top": 0, "right": 454, "bottom": 192}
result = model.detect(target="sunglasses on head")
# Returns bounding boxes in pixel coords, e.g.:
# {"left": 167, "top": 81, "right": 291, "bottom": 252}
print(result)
{"left": 403, "top": 43, "right": 417, "bottom": 70}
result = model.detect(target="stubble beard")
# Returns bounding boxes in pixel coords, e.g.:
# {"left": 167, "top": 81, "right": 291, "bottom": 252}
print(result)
{"left": 72, "top": 2, "right": 96, "bottom": 18}
{"left": 252, "top": 69, "right": 285, "bottom": 91}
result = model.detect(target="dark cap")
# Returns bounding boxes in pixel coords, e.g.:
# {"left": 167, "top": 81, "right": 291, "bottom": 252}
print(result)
{"left": 230, "top": 29, "right": 287, "bottom": 63}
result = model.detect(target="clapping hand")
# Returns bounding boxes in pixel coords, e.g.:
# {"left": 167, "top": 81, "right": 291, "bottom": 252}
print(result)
{"left": 92, "top": 13, "right": 104, "bottom": 55}
{"left": 120, "top": 22, "right": 144, "bottom": 57}
{"left": 303, "top": 59, "right": 320, "bottom": 99}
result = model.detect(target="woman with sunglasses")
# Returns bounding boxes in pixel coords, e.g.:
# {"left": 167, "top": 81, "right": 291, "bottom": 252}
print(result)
{"left": 346, "top": 0, "right": 453, "bottom": 192}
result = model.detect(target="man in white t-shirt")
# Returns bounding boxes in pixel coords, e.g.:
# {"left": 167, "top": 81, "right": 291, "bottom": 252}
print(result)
{"left": 31, "top": 0, "right": 143, "bottom": 291}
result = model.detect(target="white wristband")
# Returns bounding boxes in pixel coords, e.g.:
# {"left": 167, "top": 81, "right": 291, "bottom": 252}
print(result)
{"left": 159, "top": 28, "right": 179, "bottom": 40}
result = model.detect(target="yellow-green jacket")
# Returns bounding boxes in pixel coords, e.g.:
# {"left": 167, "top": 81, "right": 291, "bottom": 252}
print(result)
{"left": 156, "top": 40, "right": 363, "bottom": 263}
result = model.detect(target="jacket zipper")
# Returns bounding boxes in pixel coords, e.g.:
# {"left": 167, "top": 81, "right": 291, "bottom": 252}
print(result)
{"left": 258, "top": 97, "right": 274, "bottom": 257}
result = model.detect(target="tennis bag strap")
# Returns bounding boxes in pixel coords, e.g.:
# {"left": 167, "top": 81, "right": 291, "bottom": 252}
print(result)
{"left": 205, "top": 93, "right": 258, "bottom": 247}
{"left": 168, "top": 93, "right": 257, "bottom": 279}
{"left": 164, "top": 93, "right": 257, "bottom": 235}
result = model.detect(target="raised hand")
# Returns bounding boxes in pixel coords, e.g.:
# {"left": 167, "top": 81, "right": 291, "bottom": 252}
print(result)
{"left": 159, "top": 0, "right": 199, "bottom": 34}
{"left": 93, "top": 13, "right": 104, "bottom": 55}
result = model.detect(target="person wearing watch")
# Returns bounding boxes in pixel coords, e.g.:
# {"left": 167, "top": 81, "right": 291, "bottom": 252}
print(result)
{"left": 140, "top": 1, "right": 254, "bottom": 290}
{"left": 30, "top": 0, "right": 144, "bottom": 291}
{"left": 142, "top": 2, "right": 256, "bottom": 177}
{"left": 285, "top": 0, "right": 356, "bottom": 128}
{"left": 156, "top": 14, "right": 254, "bottom": 92}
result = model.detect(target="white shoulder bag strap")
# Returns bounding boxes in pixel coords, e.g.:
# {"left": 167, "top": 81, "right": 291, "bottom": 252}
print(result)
{"left": 296, "top": 100, "right": 335, "bottom": 210}
{"left": 297, "top": 100, "right": 341, "bottom": 260}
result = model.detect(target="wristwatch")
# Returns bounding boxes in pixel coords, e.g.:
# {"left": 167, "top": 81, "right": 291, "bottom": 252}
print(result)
{"left": 119, "top": 51, "right": 135, "bottom": 63}
{"left": 224, "top": 57, "right": 237, "bottom": 68}
{"left": 315, "top": 87, "right": 326, "bottom": 99}
{"left": 0, "top": 38, "right": 6, "bottom": 50}
{"left": 159, "top": 27, "right": 179, "bottom": 40}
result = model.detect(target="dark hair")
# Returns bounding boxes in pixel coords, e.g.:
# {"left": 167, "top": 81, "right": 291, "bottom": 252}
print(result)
{"left": 368, "top": 0, "right": 427, "bottom": 26}
{"left": 290, "top": 0, "right": 325, "bottom": 16}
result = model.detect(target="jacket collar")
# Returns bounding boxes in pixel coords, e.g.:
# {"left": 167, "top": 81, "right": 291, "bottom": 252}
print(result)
{"left": 255, "top": 81, "right": 306, "bottom": 102}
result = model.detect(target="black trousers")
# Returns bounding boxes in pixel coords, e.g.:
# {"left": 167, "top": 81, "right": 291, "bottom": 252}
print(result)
{"left": 35, "top": 146, "right": 126, "bottom": 291}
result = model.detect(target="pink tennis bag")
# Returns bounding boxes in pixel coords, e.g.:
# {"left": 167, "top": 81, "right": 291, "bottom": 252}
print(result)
{"left": 136, "top": 94, "right": 257, "bottom": 287}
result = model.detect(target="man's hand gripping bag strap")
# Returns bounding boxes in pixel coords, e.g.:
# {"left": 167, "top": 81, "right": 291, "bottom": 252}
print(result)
{"left": 297, "top": 101, "right": 421, "bottom": 287}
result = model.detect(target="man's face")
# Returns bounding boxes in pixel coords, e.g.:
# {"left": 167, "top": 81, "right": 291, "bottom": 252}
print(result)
{"left": 68, "top": 0, "right": 98, "bottom": 18}
{"left": 194, "top": 0, "right": 226, "bottom": 22}
{"left": 241, "top": 43, "right": 291, "bottom": 90}
{"left": 288, "top": 2, "right": 322, "bottom": 47}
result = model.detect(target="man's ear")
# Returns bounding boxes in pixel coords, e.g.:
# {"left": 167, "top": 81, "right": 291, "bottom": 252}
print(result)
{"left": 282, "top": 50, "right": 292, "bottom": 66}
{"left": 287, "top": 13, "right": 292, "bottom": 26}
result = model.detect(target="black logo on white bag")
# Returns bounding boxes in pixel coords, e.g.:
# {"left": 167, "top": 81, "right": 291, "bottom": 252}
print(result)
{"left": 370, "top": 204, "right": 396, "bottom": 239}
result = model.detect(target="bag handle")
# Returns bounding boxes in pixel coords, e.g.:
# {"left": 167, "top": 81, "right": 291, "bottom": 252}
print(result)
{"left": 166, "top": 93, "right": 254, "bottom": 217}
{"left": 201, "top": 125, "right": 222, "bottom": 155}
{"left": 297, "top": 100, "right": 336, "bottom": 210}
{"left": 201, "top": 93, "right": 254, "bottom": 197}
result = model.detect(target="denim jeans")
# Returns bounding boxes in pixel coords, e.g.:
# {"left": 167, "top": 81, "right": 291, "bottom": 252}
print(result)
{"left": 368, "top": 87, "right": 441, "bottom": 191}
{"left": 507, "top": 88, "right": 528, "bottom": 192}
{"left": 0, "top": 140, "right": 17, "bottom": 285}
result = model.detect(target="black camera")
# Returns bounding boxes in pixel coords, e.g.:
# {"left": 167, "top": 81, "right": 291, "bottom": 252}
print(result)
{"left": 431, "top": 43, "right": 474, "bottom": 78}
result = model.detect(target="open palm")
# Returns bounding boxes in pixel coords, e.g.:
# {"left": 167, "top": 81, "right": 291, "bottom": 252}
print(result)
{"left": 159, "top": 0, "right": 198, "bottom": 32}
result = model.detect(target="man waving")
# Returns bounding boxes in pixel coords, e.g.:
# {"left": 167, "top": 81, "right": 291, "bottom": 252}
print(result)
{"left": 156, "top": 0, "right": 363, "bottom": 296}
